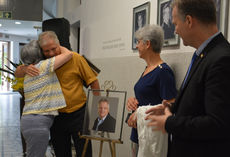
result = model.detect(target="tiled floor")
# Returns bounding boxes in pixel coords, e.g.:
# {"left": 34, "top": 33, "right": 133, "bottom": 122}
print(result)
{"left": 0, "top": 93, "right": 76, "bottom": 157}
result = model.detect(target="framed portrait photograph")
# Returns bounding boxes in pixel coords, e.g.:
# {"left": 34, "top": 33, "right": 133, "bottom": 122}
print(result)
{"left": 214, "top": 0, "right": 229, "bottom": 38}
{"left": 132, "top": 2, "right": 150, "bottom": 50}
{"left": 157, "top": 0, "right": 179, "bottom": 47}
{"left": 82, "top": 89, "right": 127, "bottom": 141}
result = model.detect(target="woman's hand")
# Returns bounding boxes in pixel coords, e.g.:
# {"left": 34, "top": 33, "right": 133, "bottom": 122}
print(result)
{"left": 127, "top": 111, "right": 137, "bottom": 129}
{"left": 126, "top": 97, "right": 139, "bottom": 111}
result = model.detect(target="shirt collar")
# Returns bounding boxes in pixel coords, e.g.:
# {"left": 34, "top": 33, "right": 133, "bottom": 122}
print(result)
{"left": 98, "top": 114, "right": 108, "bottom": 122}
{"left": 196, "top": 31, "right": 220, "bottom": 56}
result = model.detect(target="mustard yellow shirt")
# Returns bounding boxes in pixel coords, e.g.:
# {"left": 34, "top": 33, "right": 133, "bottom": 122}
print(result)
{"left": 55, "top": 52, "right": 98, "bottom": 113}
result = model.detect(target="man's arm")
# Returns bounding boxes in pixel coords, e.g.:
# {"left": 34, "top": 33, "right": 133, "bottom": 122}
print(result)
{"left": 90, "top": 80, "right": 100, "bottom": 96}
{"left": 14, "top": 64, "right": 39, "bottom": 78}
{"left": 90, "top": 79, "right": 100, "bottom": 89}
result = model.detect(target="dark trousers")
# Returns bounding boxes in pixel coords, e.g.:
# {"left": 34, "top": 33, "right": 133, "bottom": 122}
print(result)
{"left": 50, "top": 105, "right": 92, "bottom": 157}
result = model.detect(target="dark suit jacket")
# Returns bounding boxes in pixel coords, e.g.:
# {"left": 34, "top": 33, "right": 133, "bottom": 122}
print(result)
{"left": 165, "top": 33, "right": 230, "bottom": 157}
{"left": 92, "top": 113, "right": 116, "bottom": 133}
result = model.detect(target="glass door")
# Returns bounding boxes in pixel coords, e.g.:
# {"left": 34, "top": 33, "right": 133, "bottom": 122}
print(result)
{"left": 0, "top": 41, "right": 10, "bottom": 91}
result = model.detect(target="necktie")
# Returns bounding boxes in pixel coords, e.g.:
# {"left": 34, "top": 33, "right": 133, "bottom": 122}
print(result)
{"left": 182, "top": 52, "right": 198, "bottom": 88}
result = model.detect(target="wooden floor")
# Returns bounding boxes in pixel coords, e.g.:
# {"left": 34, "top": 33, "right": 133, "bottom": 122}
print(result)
{"left": 0, "top": 93, "right": 76, "bottom": 157}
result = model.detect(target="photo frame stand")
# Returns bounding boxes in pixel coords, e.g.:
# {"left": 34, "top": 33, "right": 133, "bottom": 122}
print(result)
{"left": 80, "top": 81, "right": 124, "bottom": 157}
{"left": 79, "top": 132, "right": 123, "bottom": 157}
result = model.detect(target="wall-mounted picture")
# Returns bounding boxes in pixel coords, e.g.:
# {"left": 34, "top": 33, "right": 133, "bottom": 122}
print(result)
{"left": 157, "top": 0, "right": 179, "bottom": 47}
{"left": 83, "top": 89, "right": 127, "bottom": 141}
{"left": 214, "top": 0, "right": 229, "bottom": 38}
{"left": 132, "top": 2, "right": 150, "bottom": 50}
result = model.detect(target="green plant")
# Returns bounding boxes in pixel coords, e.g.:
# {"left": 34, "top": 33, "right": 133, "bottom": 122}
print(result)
{"left": 0, "top": 58, "right": 24, "bottom": 91}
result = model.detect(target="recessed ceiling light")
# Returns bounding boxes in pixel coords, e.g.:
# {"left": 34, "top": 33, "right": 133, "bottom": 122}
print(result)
{"left": 15, "top": 22, "right": 21, "bottom": 24}
{"left": 0, "top": 24, "right": 2, "bottom": 27}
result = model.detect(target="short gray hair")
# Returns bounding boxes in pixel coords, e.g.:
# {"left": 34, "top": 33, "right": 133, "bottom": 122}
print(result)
{"left": 98, "top": 98, "right": 110, "bottom": 108}
{"left": 20, "top": 40, "right": 45, "bottom": 65}
{"left": 38, "top": 31, "right": 59, "bottom": 48}
{"left": 135, "top": 24, "right": 164, "bottom": 53}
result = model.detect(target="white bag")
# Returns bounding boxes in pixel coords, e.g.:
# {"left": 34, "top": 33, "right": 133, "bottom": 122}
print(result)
{"left": 136, "top": 105, "right": 168, "bottom": 157}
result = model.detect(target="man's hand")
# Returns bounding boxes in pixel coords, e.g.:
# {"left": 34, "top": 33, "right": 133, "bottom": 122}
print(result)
{"left": 145, "top": 100, "right": 172, "bottom": 116}
{"left": 145, "top": 107, "right": 172, "bottom": 134}
{"left": 25, "top": 64, "right": 39, "bottom": 77}
{"left": 127, "top": 111, "right": 137, "bottom": 129}
{"left": 14, "top": 64, "right": 39, "bottom": 78}
{"left": 162, "top": 100, "right": 172, "bottom": 111}
{"left": 145, "top": 104, "right": 166, "bottom": 116}
{"left": 127, "top": 97, "right": 139, "bottom": 112}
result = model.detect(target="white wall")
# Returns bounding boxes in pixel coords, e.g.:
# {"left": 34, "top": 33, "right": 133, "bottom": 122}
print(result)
{"left": 61, "top": 0, "right": 198, "bottom": 58}
{"left": 0, "top": 34, "right": 33, "bottom": 64}
{"left": 56, "top": 0, "right": 230, "bottom": 156}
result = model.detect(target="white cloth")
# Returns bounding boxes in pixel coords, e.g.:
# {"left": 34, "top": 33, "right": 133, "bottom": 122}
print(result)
{"left": 136, "top": 105, "right": 168, "bottom": 157}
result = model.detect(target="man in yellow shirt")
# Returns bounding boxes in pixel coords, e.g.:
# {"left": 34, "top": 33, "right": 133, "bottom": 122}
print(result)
{"left": 15, "top": 31, "right": 100, "bottom": 157}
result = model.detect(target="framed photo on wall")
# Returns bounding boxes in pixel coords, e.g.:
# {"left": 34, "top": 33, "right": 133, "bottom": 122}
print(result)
{"left": 132, "top": 2, "right": 150, "bottom": 50}
{"left": 82, "top": 89, "right": 127, "bottom": 141}
{"left": 157, "top": 0, "right": 179, "bottom": 47}
{"left": 215, "top": 0, "right": 229, "bottom": 38}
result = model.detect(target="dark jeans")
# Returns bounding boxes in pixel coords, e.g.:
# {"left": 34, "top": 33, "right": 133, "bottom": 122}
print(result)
{"left": 50, "top": 105, "right": 92, "bottom": 157}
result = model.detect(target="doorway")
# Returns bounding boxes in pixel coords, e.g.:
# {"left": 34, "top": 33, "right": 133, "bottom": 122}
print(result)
{"left": 0, "top": 41, "right": 11, "bottom": 91}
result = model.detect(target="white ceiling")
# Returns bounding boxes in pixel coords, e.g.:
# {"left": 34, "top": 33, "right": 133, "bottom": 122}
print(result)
{"left": 0, "top": 19, "right": 42, "bottom": 39}
{"left": 0, "top": 0, "right": 56, "bottom": 39}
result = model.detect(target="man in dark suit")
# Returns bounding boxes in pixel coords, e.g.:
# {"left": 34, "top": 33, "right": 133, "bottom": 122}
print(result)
{"left": 92, "top": 98, "right": 116, "bottom": 133}
{"left": 145, "top": 0, "right": 230, "bottom": 157}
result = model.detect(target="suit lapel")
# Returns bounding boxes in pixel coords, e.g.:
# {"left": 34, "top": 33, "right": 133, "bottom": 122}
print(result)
{"left": 182, "top": 53, "right": 204, "bottom": 89}
{"left": 173, "top": 33, "right": 225, "bottom": 113}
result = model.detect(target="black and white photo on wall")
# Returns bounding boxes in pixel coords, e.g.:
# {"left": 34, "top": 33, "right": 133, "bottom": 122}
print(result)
{"left": 132, "top": 2, "right": 150, "bottom": 50}
{"left": 82, "top": 89, "right": 127, "bottom": 140}
{"left": 157, "top": 0, "right": 179, "bottom": 47}
{"left": 214, "top": 0, "right": 229, "bottom": 38}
